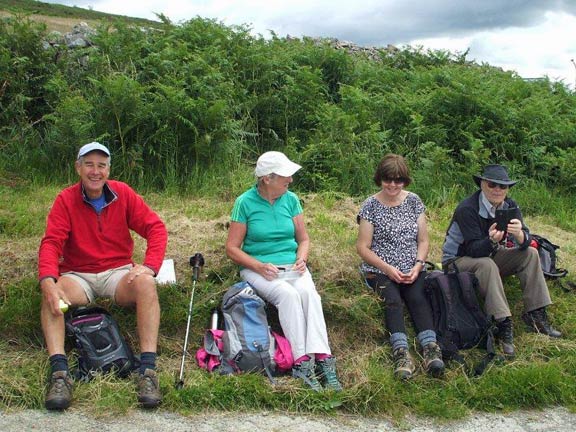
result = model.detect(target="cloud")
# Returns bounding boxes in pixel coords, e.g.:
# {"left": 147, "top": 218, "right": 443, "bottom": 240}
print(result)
{"left": 43, "top": 1, "right": 576, "bottom": 43}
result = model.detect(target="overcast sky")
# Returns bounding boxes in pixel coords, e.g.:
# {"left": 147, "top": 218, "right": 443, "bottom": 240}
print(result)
{"left": 44, "top": 0, "right": 576, "bottom": 89}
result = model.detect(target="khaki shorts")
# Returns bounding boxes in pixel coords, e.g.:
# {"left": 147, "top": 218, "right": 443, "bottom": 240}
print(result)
{"left": 60, "top": 264, "right": 132, "bottom": 303}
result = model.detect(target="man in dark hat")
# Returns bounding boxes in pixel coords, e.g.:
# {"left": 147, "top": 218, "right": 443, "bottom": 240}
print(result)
{"left": 442, "top": 164, "right": 561, "bottom": 358}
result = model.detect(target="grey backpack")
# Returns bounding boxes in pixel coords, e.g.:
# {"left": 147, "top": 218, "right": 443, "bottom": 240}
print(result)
{"left": 531, "top": 234, "right": 568, "bottom": 279}
{"left": 221, "top": 281, "right": 276, "bottom": 380}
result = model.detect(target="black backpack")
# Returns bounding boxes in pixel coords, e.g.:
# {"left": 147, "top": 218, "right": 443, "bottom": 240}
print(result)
{"left": 531, "top": 234, "right": 568, "bottom": 279}
{"left": 65, "top": 306, "right": 138, "bottom": 381}
{"left": 424, "top": 265, "right": 496, "bottom": 375}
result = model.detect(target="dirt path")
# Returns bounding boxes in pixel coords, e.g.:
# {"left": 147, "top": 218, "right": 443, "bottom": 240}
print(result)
{"left": 1, "top": 407, "right": 575, "bottom": 431}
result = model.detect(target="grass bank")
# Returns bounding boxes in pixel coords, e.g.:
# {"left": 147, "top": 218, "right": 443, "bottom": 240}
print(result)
{"left": 1, "top": 183, "right": 575, "bottom": 421}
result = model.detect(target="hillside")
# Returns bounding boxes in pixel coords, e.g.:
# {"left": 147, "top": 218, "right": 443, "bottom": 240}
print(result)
{"left": 0, "top": 0, "right": 159, "bottom": 32}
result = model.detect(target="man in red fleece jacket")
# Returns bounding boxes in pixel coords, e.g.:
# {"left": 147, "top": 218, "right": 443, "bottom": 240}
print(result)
{"left": 38, "top": 142, "right": 168, "bottom": 411}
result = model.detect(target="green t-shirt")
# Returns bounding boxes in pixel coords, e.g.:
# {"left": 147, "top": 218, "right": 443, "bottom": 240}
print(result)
{"left": 230, "top": 185, "right": 303, "bottom": 265}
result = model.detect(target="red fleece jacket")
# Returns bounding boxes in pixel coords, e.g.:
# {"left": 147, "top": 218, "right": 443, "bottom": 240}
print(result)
{"left": 38, "top": 180, "right": 167, "bottom": 280}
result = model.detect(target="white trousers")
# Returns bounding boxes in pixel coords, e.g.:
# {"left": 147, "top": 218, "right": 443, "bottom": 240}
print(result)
{"left": 240, "top": 268, "right": 331, "bottom": 360}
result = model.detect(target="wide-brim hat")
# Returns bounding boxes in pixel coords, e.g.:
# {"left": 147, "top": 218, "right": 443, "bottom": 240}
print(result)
{"left": 473, "top": 164, "right": 517, "bottom": 187}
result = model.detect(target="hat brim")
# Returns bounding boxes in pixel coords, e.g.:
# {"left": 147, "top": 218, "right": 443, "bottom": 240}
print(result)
{"left": 274, "top": 162, "right": 301, "bottom": 177}
{"left": 473, "top": 175, "right": 517, "bottom": 187}
{"left": 255, "top": 161, "right": 302, "bottom": 177}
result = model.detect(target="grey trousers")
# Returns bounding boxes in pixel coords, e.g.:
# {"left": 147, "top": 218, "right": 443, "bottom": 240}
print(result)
{"left": 240, "top": 268, "right": 331, "bottom": 360}
{"left": 454, "top": 246, "right": 552, "bottom": 320}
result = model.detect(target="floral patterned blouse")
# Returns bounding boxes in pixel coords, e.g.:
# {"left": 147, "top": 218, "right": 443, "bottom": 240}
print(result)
{"left": 358, "top": 192, "right": 425, "bottom": 274}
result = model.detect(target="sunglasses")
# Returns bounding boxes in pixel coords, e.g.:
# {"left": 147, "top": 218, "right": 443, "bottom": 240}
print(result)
{"left": 486, "top": 181, "right": 509, "bottom": 190}
{"left": 382, "top": 177, "right": 407, "bottom": 185}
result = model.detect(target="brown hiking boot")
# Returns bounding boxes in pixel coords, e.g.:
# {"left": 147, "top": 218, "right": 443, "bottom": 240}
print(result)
{"left": 45, "top": 371, "right": 73, "bottom": 410}
{"left": 495, "top": 317, "right": 515, "bottom": 358}
{"left": 422, "top": 342, "right": 445, "bottom": 377}
{"left": 137, "top": 369, "right": 162, "bottom": 408}
{"left": 392, "top": 347, "right": 415, "bottom": 380}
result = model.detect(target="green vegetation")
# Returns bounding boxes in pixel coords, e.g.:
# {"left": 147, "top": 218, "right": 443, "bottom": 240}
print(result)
{"left": 1, "top": 12, "right": 575, "bottom": 210}
{"left": 1, "top": 4, "right": 576, "bottom": 422}
{"left": 1, "top": 185, "right": 575, "bottom": 420}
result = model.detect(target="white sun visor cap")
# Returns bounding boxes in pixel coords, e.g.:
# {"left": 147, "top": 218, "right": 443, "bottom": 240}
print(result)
{"left": 254, "top": 151, "right": 301, "bottom": 177}
{"left": 77, "top": 142, "right": 111, "bottom": 160}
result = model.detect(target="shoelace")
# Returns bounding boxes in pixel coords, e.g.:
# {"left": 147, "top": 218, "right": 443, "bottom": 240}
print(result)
{"left": 394, "top": 350, "right": 411, "bottom": 368}
{"left": 294, "top": 363, "right": 321, "bottom": 390}
{"left": 318, "top": 362, "right": 338, "bottom": 383}
{"left": 323, "top": 369, "right": 340, "bottom": 387}
{"left": 499, "top": 325, "right": 513, "bottom": 341}
{"left": 424, "top": 345, "right": 441, "bottom": 361}
{"left": 140, "top": 374, "right": 157, "bottom": 391}
{"left": 52, "top": 378, "right": 67, "bottom": 393}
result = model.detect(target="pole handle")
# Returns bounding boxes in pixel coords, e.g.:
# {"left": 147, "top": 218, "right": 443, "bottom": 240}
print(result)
{"left": 189, "top": 253, "right": 205, "bottom": 281}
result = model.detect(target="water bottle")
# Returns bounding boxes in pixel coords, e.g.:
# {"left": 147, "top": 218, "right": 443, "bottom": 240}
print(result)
{"left": 210, "top": 308, "right": 219, "bottom": 330}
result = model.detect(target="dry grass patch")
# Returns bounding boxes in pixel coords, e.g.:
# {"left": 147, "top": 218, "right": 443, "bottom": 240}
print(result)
{"left": 0, "top": 11, "right": 98, "bottom": 33}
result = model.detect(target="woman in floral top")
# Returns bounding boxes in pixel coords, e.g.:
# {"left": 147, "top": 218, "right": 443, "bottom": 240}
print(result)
{"left": 356, "top": 154, "right": 444, "bottom": 379}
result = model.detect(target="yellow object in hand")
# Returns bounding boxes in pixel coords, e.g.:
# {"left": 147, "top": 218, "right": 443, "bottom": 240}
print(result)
{"left": 58, "top": 299, "right": 69, "bottom": 313}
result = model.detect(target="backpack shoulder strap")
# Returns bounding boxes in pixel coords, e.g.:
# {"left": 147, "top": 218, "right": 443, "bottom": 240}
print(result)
{"left": 430, "top": 271, "right": 454, "bottom": 309}
{"left": 426, "top": 271, "right": 461, "bottom": 360}
{"left": 455, "top": 272, "right": 482, "bottom": 313}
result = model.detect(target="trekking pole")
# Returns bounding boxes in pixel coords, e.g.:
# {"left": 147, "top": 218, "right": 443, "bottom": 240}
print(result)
{"left": 175, "top": 252, "right": 205, "bottom": 389}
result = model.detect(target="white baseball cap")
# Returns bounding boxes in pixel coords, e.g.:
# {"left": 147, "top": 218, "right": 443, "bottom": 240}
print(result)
{"left": 254, "top": 151, "right": 301, "bottom": 177}
{"left": 77, "top": 142, "right": 110, "bottom": 160}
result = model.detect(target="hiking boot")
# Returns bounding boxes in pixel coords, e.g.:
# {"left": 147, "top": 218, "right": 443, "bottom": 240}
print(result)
{"left": 45, "top": 370, "right": 73, "bottom": 410}
{"left": 522, "top": 307, "right": 562, "bottom": 338}
{"left": 495, "top": 317, "right": 515, "bottom": 358}
{"left": 315, "top": 357, "right": 343, "bottom": 392}
{"left": 292, "top": 359, "right": 322, "bottom": 391}
{"left": 392, "top": 347, "right": 415, "bottom": 380}
{"left": 422, "top": 342, "right": 445, "bottom": 377}
{"left": 137, "top": 369, "right": 162, "bottom": 408}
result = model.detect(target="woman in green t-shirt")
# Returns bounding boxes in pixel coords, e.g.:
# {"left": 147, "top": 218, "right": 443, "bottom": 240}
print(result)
{"left": 226, "top": 151, "right": 342, "bottom": 392}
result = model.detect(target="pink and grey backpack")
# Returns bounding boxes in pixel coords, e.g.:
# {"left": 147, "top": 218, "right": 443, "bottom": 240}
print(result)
{"left": 196, "top": 281, "right": 293, "bottom": 382}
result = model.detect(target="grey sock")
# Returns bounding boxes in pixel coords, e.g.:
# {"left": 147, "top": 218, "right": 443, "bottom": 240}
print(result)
{"left": 390, "top": 332, "right": 408, "bottom": 352}
{"left": 417, "top": 329, "right": 437, "bottom": 348}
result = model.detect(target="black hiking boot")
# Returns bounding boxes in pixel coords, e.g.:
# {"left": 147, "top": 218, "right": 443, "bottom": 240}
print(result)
{"left": 522, "top": 307, "right": 562, "bottom": 338}
{"left": 495, "top": 317, "right": 515, "bottom": 358}
{"left": 45, "top": 371, "right": 73, "bottom": 411}
{"left": 422, "top": 342, "right": 445, "bottom": 377}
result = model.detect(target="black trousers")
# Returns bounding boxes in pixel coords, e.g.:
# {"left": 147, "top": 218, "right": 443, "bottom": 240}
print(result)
{"left": 365, "top": 272, "right": 434, "bottom": 335}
